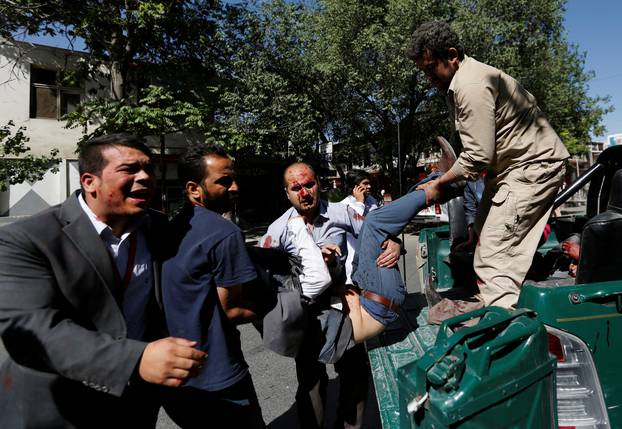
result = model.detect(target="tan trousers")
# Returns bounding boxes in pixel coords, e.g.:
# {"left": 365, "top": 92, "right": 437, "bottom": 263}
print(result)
{"left": 474, "top": 161, "right": 566, "bottom": 308}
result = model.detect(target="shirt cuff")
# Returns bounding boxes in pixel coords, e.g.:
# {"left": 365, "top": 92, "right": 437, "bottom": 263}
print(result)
{"left": 449, "top": 159, "right": 483, "bottom": 181}
{"left": 448, "top": 161, "right": 468, "bottom": 180}
{"left": 351, "top": 201, "right": 366, "bottom": 216}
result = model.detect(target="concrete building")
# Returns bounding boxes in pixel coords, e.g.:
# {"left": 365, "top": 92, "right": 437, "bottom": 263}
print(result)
{"left": 0, "top": 40, "right": 194, "bottom": 221}
{"left": 0, "top": 40, "right": 94, "bottom": 220}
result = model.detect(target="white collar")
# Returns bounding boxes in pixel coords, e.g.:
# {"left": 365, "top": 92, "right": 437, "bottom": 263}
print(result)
{"left": 78, "top": 192, "right": 112, "bottom": 236}
{"left": 78, "top": 192, "right": 142, "bottom": 241}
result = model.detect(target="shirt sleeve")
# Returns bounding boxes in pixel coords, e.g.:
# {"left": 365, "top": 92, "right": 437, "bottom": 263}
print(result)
{"left": 448, "top": 77, "right": 498, "bottom": 181}
{"left": 213, "top": 231, "right": 257, "bottom": 288}
{"left": 259, "top": 220, "right": 286, "bottom": 251}
{"left": 346, "top": 205, "right": 365, "bottom": 237}
{"left": 287, "top": 217, "right": 331, "bottom": 298}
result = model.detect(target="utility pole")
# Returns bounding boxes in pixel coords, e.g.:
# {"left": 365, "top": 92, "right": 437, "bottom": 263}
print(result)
{"left": 396, "top": 115, "right": 407, "bottom": 287}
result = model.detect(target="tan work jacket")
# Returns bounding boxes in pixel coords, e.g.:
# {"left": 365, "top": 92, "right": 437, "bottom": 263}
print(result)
{"left": 447, "top": 56, "right": 570, "bottom": 181}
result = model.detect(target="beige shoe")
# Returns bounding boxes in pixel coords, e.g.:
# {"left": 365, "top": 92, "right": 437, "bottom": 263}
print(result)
{"left": 436, "top": 136, "right": 457, "bottom": 173}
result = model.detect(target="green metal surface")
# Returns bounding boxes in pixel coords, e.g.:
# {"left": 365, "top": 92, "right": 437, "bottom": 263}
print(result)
{"left": 519, "top": 280, "right": 622, "bottom": 427}
{"left": 419, "top": 225, "right": 453, "bottom": 291}
{"left": 370, "top": 224, "right": 620, "bottom": 428}
{"left": 419, "top": 225, "right": 558, "bottom": 291}
{"left": 367, "top": 295, "right": 439, "bottom": 429}
{"left": 396, "top": 307, "right": 555, "bottom": 428}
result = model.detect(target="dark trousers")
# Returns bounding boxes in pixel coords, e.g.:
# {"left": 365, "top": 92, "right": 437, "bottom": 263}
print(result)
{"left": 161, "top": 373, "right": 265, "bottom": 429}
{"left": 295, "top": 329, "right": 370, "bottom": 429}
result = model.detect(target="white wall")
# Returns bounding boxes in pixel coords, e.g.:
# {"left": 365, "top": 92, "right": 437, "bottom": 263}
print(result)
{"left": 0, "top": 42, "right": 93, "bottom": 216}
{"left": 0, "top": 41, "right": 194, "bottom": 218}
{"left": 0, "top": 41, "right": 92, "bottom": 158}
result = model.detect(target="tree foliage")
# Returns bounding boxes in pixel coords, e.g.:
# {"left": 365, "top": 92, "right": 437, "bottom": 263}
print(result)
{"left": 217, "top": 0, "right": 611, "bottom": 191}
{"left": 64, "top": 85, "right": 212, "bottom": 145}
{"left": 2, "top": 0, "right": 222, "bottom": 100}
{"left": 1, "top": 0, "right": 612, "bottom": 193}
{"left": 211, "top": 1, "right": 322, "bottom": 158}
{"left": 0, "top": 122, "right": 60, "bottom": 192}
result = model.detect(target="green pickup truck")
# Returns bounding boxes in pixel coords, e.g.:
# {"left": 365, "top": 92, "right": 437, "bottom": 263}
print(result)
{"left": 368, "top": 145, "right": 622, "bottom": 428}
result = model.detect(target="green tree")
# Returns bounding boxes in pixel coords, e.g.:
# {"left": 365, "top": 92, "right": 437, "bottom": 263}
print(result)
{"left": 219, "top": 0, "right": 610, "bottom": 193}
{"left": 2, "top": 1, "right": 223, "bottom": 101}
{"left": 2, "top": 0, "right": 611, "bottom": 194}
{"left": 2, "top": 1, "right": 228, "bottom": 207}
{"left": 0, "top": 122, "right": 60, "bottom": 192}
{"left": 64, "top": 85, "right": 211, "bottom": 144}
{"left": 214, "top": 1, "right": 326, "bottom": 159}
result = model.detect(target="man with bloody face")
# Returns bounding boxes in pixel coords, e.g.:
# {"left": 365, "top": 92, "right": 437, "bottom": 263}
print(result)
{"left": 0, "top": 134, "right": 206, "bottom": 428}
{"left": 261, "top": 162, "right": 401, "bottom": 429}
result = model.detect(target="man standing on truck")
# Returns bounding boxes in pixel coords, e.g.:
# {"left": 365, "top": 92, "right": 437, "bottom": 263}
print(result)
{"left": 410, "top": 21, "right": 569, "bottom": 309}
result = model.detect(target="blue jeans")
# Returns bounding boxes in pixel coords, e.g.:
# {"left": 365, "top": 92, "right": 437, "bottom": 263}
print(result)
{"left": 352, "top": 174, "right": 439, "bottom": 325}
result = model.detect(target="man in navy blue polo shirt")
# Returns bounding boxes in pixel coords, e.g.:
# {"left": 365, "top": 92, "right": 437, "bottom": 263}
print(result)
{"left": 162, "top": 143, "right": 264, "bottom": 428}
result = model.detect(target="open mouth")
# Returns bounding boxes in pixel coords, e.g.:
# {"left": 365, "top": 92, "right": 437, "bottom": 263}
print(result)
{"left": 128, "top": 189, "right": 152, "bottom": 202}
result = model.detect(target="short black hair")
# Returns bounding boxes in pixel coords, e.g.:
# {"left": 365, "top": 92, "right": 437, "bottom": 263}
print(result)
{"left": 408, "top": 21, "right": 465, "bottom": 61}
{"left": 78, "top": 133, "right": 152, "bottom": 176}
{"left": 345, "top": 169, "right": 370, "bottom": 195}
{"left": 177, "top": 141, "right": 231, "bottom": 185}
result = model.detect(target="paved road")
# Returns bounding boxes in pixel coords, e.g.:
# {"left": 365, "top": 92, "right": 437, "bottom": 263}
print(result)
{"left": 0, "top": 231, "right": 422, "bottom": 428}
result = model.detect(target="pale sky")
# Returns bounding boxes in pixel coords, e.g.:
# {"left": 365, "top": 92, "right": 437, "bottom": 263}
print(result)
{"left": 564, "top": 0, "right": 622, "bottom": 139}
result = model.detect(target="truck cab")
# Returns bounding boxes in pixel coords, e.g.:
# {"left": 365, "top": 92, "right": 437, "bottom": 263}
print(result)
{"left": 368, "top": 145, "right": 622, "bottom": 428}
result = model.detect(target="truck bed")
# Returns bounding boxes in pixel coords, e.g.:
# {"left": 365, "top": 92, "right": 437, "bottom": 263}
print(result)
{"left": 367, "top": 293, "right": 438, "bottom": 428}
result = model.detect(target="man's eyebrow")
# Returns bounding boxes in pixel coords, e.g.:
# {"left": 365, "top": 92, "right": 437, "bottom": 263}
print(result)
{"left": 116, "top": 159, "right": 151, "bottom": 169}
{"left": 116, "top": 161, "right": 139, "bottom": 168}
{"left": 215, "top": 175, "right": 234, "bottom": 182}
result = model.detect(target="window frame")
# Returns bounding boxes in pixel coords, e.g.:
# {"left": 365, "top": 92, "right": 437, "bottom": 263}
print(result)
{"left": 29, "top": 65, "right": 83, "bottom": 120}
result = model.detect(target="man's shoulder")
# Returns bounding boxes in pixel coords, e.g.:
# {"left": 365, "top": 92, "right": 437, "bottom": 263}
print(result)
{"left": 168, "top": 206, "right": 242, "bottom": 251}
{"left": 267, "top": 207, "right": 297, "bottom": 231}
{"left": 324, "top": 200, "right": 354, "bottom": 219}
{"left": 261, "top": 207, "right": 299, "bottom": 249}
{"left": 339, "top": 195, "right": 354, "bottom": 205}
{"left": 325, "top": 200, "right": 347, "bottom": 211}
{"left": 455, "top": 56, "right": 501, "bottom": 87}
{"left": 194, "top": 207, "right": 242, "bottom": 235}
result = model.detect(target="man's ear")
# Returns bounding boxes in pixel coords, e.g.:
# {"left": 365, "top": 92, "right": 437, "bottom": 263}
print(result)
{"left": 447, "top": 47, "right": 459, "bottom": 61}
{"left": 186, "top": 181, "right": 203, "bottom": 202}
{"left": 80, "top": 173, "right": 98, "bottom": 194}
{"left": 284, "top": 187, "right": 291, "bottom": 201}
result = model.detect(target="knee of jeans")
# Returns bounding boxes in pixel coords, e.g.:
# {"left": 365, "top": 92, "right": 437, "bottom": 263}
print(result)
{"left": 365, "top": 209, "right": 381, "bottom": 224}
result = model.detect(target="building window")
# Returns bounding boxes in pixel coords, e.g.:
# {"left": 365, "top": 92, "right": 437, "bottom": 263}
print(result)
{"left": 30, "top": 66, "right": 82, "bottom": 119}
